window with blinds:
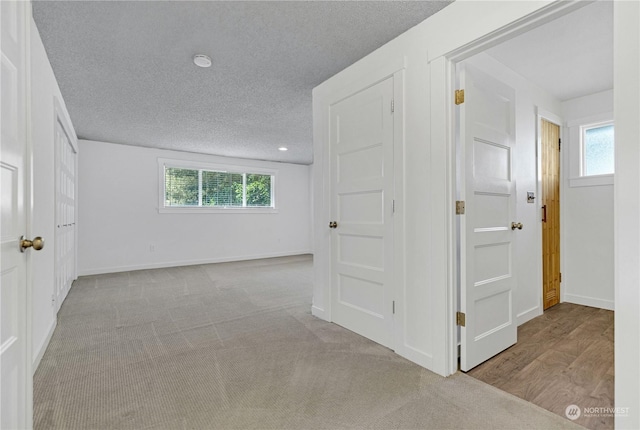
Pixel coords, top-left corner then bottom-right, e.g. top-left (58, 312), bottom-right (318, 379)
top-left (163, 163), bottom-right (274, 209)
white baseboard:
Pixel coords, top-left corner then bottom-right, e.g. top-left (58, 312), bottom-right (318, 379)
top-left (564, 293), bottom-right (614, 311)
top-left (33, 319), bottom-right (56, 374)
top-left (311, 305), bottom-right (327, 321)
top-left (79, 250), bottom-right (313, 276)
top-left (517, 306), bottom-right (542, 326)
top-left (396, 345), bottom-right (438, 375)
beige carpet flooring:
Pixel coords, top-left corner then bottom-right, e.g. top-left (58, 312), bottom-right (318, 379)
top-left (34, 255), bottom-right (584, 430)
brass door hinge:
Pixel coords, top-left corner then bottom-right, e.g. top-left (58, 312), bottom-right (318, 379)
top-left (455, 89), bottom-right (465, 105)
top-left (456, 200), bottom-right (465, 215)
top-left (456, 311), bottom-right (466, 327)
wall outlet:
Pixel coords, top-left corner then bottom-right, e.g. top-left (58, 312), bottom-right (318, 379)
top-left (149, 244), bottom-right (156, 252)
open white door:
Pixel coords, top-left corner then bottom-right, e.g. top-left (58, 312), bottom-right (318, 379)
top-left (1, 1), bottom-right (32, 427)
top-left (458, 63), bottom-right (518, 371)
top-left (329, 77), bottom-right (394, 349)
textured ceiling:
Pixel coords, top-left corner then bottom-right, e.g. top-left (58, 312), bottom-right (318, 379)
top-left (32, 1), bottom-right (453, 165)
top-left (485, 0), bottom-right (612, 102)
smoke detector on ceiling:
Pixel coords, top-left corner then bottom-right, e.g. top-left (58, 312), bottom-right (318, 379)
top-left (193, 54), bottom-right (212, 68)
top-left (278, 147), bottom-right (288, 151)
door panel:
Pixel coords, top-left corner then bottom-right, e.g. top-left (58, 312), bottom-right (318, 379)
top-left (541, 119), bottom-right (561, 309)
top-left (330, 77), bottom-right (394, 348)
top-left (1, 1), bottom-right (30, 428)
top-left (459, 63), bottom-right (517, 372)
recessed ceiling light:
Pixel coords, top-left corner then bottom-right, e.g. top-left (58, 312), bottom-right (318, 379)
top-left (278, 147), bottom-right (288, 151)
top-left (193, 54), bottom-right (212, 68)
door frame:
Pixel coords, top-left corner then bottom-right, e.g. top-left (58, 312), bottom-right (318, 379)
top-left (429, 1), bottom-right (591, 376)
top-left (536, 110), bottom-right (564, 311)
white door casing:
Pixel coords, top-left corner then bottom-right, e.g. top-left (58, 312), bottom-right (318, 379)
top-left (458, 62), bottom-right (518, 371)
top-left (55, 119), bottom-right (76, 311)
top-left (329, 76), bottom-right (395, 349)
top-left (1, 1), bottom-right (32, 428)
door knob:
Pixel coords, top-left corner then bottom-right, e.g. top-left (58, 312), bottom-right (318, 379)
top-left (20, 236), bottom-right (45, 252)
top-left (329, 221), bottom-right (338, 229)
top-left (511, 222), bottom-right (523, 230)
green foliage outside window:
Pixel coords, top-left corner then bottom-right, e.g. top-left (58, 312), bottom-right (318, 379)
top-left (246, 174), bottom-right (272, 207)
top-left (165, 167), bottom-right (272, 208)
top-left (164, 168), bottom-right (198, 206)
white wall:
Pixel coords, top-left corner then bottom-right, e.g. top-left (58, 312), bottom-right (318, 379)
top-left (562, 90), bottom-right (614, 310)
top-left (30, 19), bottom-right (78, 368)
top-left (78, 140), bottom-right (311, 275)
top-left (614, 2), bottom-right (640, 428)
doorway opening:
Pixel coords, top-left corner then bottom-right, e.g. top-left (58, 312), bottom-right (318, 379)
top-left (451, 1), bottom-right (614, 428)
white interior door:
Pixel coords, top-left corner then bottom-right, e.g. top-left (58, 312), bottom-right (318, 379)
top-left (458, 63), bottom-right (518, 371)
top-left (55, 119), bottom-right (77, 311)
top-left (1, 1), bottom-right (32, 427)
top-left (330, 77), bottom-right (394, 349)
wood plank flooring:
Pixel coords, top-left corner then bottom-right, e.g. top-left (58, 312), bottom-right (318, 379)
top-left (468, 303), bottom-right (614, 430)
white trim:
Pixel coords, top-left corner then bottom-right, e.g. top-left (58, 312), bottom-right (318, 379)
top-left (311, 305), bottom-right (327, 321)
top-left (567, 111), bottom-right (614, 128)
top-left (517, 306), bottom-right (542, 326)
top-left (569, 174), bottom-right (614, 188)
top-left (159, 207), bottom-right (278, 215)
top-left (564, 293), bottom-right (614, 311)
top-left (78, 250), bottom-right (313, 276)
top-left (431, 55), bottom-right (455, 377)
top-left (398, 345), bottom-right (435, 370)
top-left (32, 319), bottom-right (56, 373)
top-left (158, 157), bottom-right (277, 176)
top-left (24, 5), bottom-right (35, 427)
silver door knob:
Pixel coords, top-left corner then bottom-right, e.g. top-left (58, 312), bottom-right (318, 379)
top-left (329, 221), bottom-right (338, 229)
top-left (511, 222), bottom-right (523, 230)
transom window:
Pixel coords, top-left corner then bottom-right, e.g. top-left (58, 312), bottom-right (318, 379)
top-left (159, 159), bottom-right (275, 212)
top-left (582, 122), bottom-right (614, 176)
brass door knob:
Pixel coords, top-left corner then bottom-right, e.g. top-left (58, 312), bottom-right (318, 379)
top-left (511, 222), bottom-right (523, 230)
top-left (20, 236), bottom-right (45, 252)
top-left (329, 221), bottom-right (338, 229)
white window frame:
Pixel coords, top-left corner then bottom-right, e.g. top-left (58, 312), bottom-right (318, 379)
top-left (158, 158), bottom-right (278, 213)
top-left (568, 113), bottom-right (614, 188)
